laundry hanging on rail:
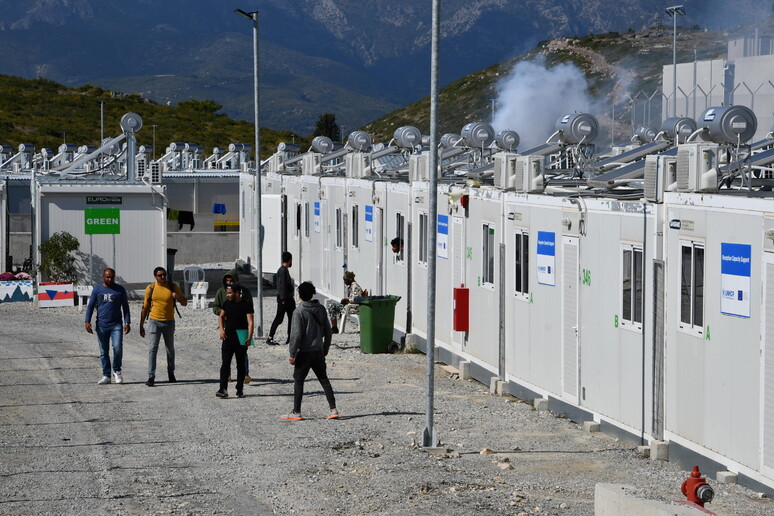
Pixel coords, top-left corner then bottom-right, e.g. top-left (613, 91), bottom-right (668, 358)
top-left (177, 211), bottom-right (195, 231)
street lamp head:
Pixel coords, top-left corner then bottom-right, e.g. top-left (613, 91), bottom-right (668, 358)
top-left (665, 5), bottom-right (686, 16)
top-left (234, 8), bottom-right (257, 20)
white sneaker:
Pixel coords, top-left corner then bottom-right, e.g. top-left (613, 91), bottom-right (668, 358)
top-left (97, 376), bottom-right (111, 385)
top-left (113, 371), bottom-right (123, 384)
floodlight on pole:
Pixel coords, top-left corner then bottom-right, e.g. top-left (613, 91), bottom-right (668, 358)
top-left (234, 7), bottom-right (264, 338)
top-left (665, 5), bottom-right (686, 117)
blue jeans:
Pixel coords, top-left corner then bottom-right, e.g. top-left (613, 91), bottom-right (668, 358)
top-left (96, 324), bottom-right (123, 377)
top-left (147, 319), bottom-right (175, 379)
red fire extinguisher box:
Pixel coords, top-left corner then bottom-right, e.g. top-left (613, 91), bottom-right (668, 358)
top-left (453, 286), bottom-right (469, 332)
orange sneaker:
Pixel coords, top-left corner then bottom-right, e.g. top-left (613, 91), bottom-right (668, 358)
top-left (280, 412), bottom-right (302, 421)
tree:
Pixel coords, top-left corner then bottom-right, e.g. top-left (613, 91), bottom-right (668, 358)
top-left (313, 113), bottom-right (341, 141)
top-left (38, 231), bottom-right (80, 283)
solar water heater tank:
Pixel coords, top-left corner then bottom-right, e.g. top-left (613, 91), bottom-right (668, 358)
top-left (633, 126), bottom-right (656, 144)
top-left (699, 106), bottom-right (757, 144)
top-left (347, 131), bottom-right (372, 151)
top-left (394, 126), bottom-right (421, 148)
top-left (277, 142), bottom-right (300, 153)
top-left (440, 133), bottom-right (463, 149)
top-left (461, 122), bottom-right (495, 147)
top-left (311, 136), bottom-right (334, 154)
top-left (660, 117), bottom-right (697, 143)
top-left (229, 143), bottom-right (252, 153)
top-left (495, 130), bottom-right (519, 151)
top-left (556, 113), bottom-right (599, 144)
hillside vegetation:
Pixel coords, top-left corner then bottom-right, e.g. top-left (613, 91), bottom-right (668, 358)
top-left (0, 75), bottom-right (306, 159)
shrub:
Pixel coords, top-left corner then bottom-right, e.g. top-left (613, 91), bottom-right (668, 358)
top-left (38, 231), bottom-right (80, 283)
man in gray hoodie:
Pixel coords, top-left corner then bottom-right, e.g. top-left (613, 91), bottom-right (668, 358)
top-left (280, 281), bottom-right (339, 421)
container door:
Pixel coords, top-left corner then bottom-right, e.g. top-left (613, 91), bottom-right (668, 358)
top-left (762, 251), bottom-right (774, 477)
top-left (451, 216), bottom-right (466, 351)
top-left (562, 236), bottom-right (580, 404)
top-left (261, 194), bottom-right (283, 274)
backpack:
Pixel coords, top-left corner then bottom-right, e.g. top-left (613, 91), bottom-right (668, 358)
top-left (146, 282), bottom-right (182, 318)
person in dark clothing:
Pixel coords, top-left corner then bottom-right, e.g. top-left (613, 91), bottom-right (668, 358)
top-left (267, 252), bottom-right (294, 345)
top-left (280, 281), bottom-right (338, 421)
top-left (213, 269), bottom-right (253, 382)
top-left (216, 283), bottom-right (254, 399)
top-left (84, 268), bottom-right (131, 385)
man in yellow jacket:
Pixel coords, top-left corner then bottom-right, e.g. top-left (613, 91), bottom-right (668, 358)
top-left (139, 267), bottom-right (187, 386)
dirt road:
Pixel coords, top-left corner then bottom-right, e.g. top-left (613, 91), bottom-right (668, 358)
top-left (1, 286), bottom-right (772, 515)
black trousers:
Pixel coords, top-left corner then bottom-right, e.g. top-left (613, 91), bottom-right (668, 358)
top-left (269, 298), bottom-right (296, 339)
top-left (219, 340), bottom-right (247, 392)
top-left (293, 350), bottom-right (336, 413)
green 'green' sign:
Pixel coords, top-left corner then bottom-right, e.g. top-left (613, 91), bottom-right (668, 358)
top-left (85, 208), bottom-right (120, 235)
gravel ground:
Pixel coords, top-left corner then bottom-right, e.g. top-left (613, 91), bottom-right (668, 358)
top-left (1, 268), bottom-right (773, 515)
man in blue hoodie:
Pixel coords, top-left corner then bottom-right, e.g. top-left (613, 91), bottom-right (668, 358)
top-left (281, 281), bottom-right (338, 421)
top-left (84, 268), bottom-right (131, 385)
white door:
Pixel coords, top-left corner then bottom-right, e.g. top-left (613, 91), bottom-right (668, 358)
top-left (761, 251), bottom-right (774, 477)
top-left (261, 194), bottom-right (283, 274)
top-left (451, 216), bottom-right (466, 350)
top-left (562, 236), bottom-right (580, 404)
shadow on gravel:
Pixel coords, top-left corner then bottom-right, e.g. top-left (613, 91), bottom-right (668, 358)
top-left (340, 410), bottom-right (422, 420)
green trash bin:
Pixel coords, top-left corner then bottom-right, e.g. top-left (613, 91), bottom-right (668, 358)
top-left (356, 295), bottom-right (401, 353)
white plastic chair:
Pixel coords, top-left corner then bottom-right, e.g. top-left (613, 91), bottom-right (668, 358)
top-left (182, 266), bottom-right (205, 297)
top-left (190, 281), bottom-right (208, 310)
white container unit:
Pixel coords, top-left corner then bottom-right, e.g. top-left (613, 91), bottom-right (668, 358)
top-left (318, 178), bottom-right (347, 299)
top-left (573, 198), bottom-right (657, 437)
top-left (239, 172), bottom-right (282, 275)
top-left (344, 179), bottom-right (383, 302)
top-left (663, 193), bottom-right (770, 484)
top-left (36, 183), bottom-right (166, 285)
top-left (460, 186), bottom-right (503, 371)
top-left (381, 181), bottom-right (412, 333)
top-left (502, 195), bottom-right (565, 398)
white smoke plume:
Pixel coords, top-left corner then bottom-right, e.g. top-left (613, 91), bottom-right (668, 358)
top-left (491, 57), bottom-right (602, 151)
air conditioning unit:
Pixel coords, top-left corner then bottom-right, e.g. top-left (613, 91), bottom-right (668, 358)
top-left (301, 153), bottom-right (321, 175)
top-left (644, 154), bottom-right (677, 203)
top-left (136, 158), bottom-right (146, 180)
top-left (493, 153), bottom-right (517, 189)
top-left (676, 143), bottom-right (718, 192)
top-left (409, 153), bottom-right (429, 182)
top-left (345, 153), bottom-right (370, 178)
top-left (143, 161), bottom-right (162, 184)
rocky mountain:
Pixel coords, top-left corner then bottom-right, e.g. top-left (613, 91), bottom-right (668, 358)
top-left (0, 0), bottom-right (768, 135)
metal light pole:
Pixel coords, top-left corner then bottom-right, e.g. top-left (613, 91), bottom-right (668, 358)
top-left (235, 7), bottom-right (264, 337)
top-left (152, 125), bottom-right (157, 159)
top-left (423, 0), bottom-right (441, 449)
top-left (489, 98), bottom-right (496, 121)
top-left (100, 101), bottom-right (105, 143)
top-left (665, 5), bottom-right (686, 117)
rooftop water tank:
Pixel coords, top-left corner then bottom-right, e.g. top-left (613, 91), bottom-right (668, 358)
top-left (699, 106), bottom-right (757, 144)
top-left (277, 142), bottom-right (301, 153)
top-left (461, 122), bottom-right (495, 148)
top-left (18, 143), bottom-right (35, 153)
top-left (660, 117), bottom-right (697, 143)
top-left (347, 131), bottom-right (372, 151)
top-left (394, 126), bottom-right (421, 148)
top-left (311, 136), bottom-right (334, 154)
top-left (229, 143), bottom-right (252, 153)
top-left (440, 133), bottom-right (463, 149)
top-left (556, 113), bottom-right (599, 144)
top-left (633, 126), bottom-right (656, 144)
top-left (495, 130), bottom-right (519, 151)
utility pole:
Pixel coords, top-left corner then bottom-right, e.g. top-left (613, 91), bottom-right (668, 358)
top-left (665, 5), bottom-right (686, 117)
top-left (235, 7), bottom-right (264, 337)
top-left (423, 0), bottom-right (441, 449)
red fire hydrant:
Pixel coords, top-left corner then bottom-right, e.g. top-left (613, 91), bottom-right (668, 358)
top-left (681, 465), bottom-right (715, 507)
